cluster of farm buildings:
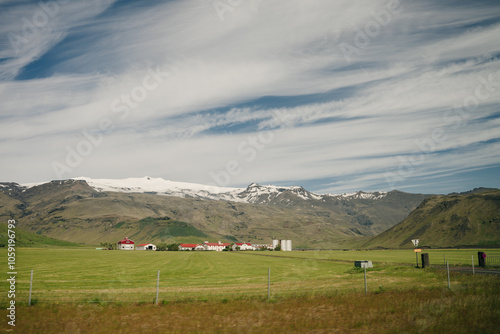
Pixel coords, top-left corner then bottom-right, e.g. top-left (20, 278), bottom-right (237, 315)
top-left (116, 237), bottom-right (292, 251)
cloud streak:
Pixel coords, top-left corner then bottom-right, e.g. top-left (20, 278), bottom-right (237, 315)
top-left (1, 0), bottom-right (499, 194)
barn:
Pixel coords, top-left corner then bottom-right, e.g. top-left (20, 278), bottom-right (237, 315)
top-left (136, 243), bottom-right (157, 251)
top-left (117, 237), bottom-right (134, 250)
top-left (179, 243), bottom-right (200, 251)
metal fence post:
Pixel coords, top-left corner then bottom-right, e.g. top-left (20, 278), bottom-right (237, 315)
top-left (28, 269), bottom-right (33, 306)
top-left (472, 255), bottom-right (475, 275)
top-left (156, 270), bottom-right (160, 305)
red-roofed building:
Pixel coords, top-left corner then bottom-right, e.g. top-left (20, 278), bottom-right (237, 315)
top-left (136, 243), bottom-right (156, 251)
top-left (179, 243), bottom-right (202, 251)
top-left (117, 237), bottom-right (134, 250)
top-left (204, 241), bottom-right (231, 251)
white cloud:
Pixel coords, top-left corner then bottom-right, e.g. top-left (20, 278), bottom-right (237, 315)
top-left (0, 0), bottom-right (117, 80)
top-left (1, 0), bottom-right (499, 194)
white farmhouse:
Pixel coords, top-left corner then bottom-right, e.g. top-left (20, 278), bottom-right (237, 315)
top-left (232, 242), bottom-right (255, 251)
top-left (204, 241), bottom-right (231, 251)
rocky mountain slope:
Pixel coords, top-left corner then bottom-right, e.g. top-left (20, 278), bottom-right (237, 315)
top-left (0, 178), bottom-right (430, 248)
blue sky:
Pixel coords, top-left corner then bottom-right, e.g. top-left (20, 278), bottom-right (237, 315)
top-left (1, 0), bottom-right (500, 194)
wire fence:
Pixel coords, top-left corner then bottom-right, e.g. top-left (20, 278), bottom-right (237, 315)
top-left (487, 255), bottom-right (500, 267)
top-left (6, 251), bottom-right (499, 305)
top-left (9, 270), bottom-right (362, 305)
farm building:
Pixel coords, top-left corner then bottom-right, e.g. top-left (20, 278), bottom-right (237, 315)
top-left (253, 244), bottom-right (273, 250)
top-left (136, 243), bottom-right (157, 251)
top-left (232, 242), bottom-right (255, 251)
top-left (117, 237), bottom-right (134, 250)
top-left (204, 241), bottom-right (231, 251)
top-left (179, 244), bottom-right (201, 251)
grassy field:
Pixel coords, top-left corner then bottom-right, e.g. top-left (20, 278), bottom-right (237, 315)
top-left (255, 248), bottom-right (500, 267)
top-left (5, 279), bottom-right (500, 334)
top-left (1, 248), bottom-right (498, 304)
top-left (1, 248), bottom-right (499, 333)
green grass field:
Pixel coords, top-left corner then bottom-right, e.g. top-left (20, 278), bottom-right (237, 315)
top-left (1, 248), bottom-right (498, 304)
top-left (1, 248), bottom-right (499, 333)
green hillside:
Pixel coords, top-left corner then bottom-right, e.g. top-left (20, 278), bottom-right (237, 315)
top-left (363, 190), bottom-right (500, 248)
top-left (0, 222), bottom-right (81, 248)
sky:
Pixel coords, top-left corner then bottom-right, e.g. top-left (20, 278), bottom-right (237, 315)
top-left (1, 0), bottom-right (500, 195)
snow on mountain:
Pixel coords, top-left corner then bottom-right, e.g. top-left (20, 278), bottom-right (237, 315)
top-left (72, 176), bottom-right (245, 202)
top-left (325, 191), bottom-right (388, 201)
top-left (236, 183), bottom-right (323, 204)
top-left (39, 177), bottom-right (388, 204)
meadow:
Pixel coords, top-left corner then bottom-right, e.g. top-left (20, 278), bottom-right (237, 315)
top-left (1, 248), bottom-right (498, 304)
top-left (1, 248), bottom-right (499, 333)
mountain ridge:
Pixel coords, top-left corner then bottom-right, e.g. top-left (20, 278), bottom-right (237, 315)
top-left (0, 177), bottom-right (430, 248)
top-left (19, 176), bottom-right (391, 204)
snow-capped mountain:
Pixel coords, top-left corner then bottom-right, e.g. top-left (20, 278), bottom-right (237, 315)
top-left (325, 191), bottom-right (388, 201)
top-left (71, 176), bottom-right (244, 202)
top-left (24, 176), bottom-right (387, 204)
top-left (236, 183), bottom-right (323, 205)
top-left (4, 177), bottom-right (430, 247)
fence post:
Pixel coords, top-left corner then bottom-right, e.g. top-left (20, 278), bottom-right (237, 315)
top-left (364, 265), bottom-right (367, 294)
top-left (472, 255), bottom-right (475, 275)
top-left (28, 269), bottom-right (33, 306)
top-left (156, 270), bottom-right (160, 305)
top-left (267, 268), bottom-right (270, 300)
top-left (446, 261), bottom-right (451, 289)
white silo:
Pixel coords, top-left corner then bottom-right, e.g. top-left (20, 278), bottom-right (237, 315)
top-left (272, 239), bottom-right (279, 249)
top-left (281, 239), bottom-right (287, 251)
top-left (286, 239), bottom-right (292, 251)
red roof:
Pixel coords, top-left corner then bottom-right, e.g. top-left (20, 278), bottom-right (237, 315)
top-left (136, 243), bottom-right (153, 247)
top-left (180, 244), bottom-right (200, 248)
top-left (118, 237), bottom-right (134, 244)
top-left (235, 243), bottom-right (252, 246)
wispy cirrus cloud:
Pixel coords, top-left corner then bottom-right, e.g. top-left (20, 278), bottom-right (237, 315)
top-left (1, 0), bottom-right (499, 194)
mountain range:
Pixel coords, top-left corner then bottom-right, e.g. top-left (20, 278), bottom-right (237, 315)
top-left (2, 177), bottom-right (498, 249)
top-left (0, 177), bottom-right (429, 248)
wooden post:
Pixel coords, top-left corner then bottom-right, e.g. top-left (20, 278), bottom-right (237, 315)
top-left (28, 270), bottom-right (33, 306)
top-left (156, 270), bottom-right (160, 305)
